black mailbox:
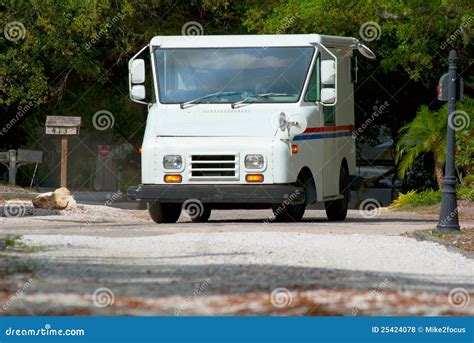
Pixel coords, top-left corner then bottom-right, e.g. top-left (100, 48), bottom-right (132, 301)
top-left (437, 73), bottom-right (464, 101)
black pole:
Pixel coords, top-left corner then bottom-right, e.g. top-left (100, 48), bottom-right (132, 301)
top-left (434, 50), bottom-right (460, 233)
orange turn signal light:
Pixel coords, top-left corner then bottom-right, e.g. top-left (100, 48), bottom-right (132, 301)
top-left (246, 174), bottom-right (264, 183)
top-left (164, 174), bottom-right (182, 183)
top-left (291, 144), bottom-right (299, 154)
top-left (138, 147), bottom-right (143, 154)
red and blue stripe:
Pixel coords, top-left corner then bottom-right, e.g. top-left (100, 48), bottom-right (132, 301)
top-left (293, 125), bottom-right (355, 141)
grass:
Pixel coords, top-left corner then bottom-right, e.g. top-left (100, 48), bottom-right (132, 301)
top-left (2, 235), bottom-right (42, 253)
top-left (0, 235), bottom-right (38, 274)
top-left (390, 189), bottom-right (441, 209)
top-left (390, 186), bottom-right (473, 210)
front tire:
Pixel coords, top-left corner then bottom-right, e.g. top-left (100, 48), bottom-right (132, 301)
top-left (190, 205), bottom-right (212, 223)
top-left (148, 202), bottom-right (181, 223)
top-left (271, 203), bottom-right (306, 222)
top-left (325, 167), bottom-right (349, 221)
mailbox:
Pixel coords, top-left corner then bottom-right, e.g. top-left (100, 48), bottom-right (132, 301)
top-left (45, 116), bottom-right (81, 135)
top-left (438, 73), bottom-right (464, 102)
top-left (45, 116), bottom-right (82, 188)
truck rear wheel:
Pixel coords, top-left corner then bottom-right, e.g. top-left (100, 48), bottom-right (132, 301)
top-left (325, 167), bottom-right (349, 221)
top-left (190, 206), bottom-right (211, 223)
top-left (148, 202), bottom-right (181, 224)
top-left (271, 203), bottom-right (306, 222)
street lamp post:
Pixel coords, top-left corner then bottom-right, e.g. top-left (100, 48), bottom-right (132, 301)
top-left (434, 50), bottom-right (461, 234)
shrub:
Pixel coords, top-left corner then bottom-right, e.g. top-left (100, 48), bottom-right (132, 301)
top-left (391, 185), bottom-right (473, 209)
top-left (390, 189), bottom-right (441, 209)
top-left (463, 175), bottom-right (474, 187)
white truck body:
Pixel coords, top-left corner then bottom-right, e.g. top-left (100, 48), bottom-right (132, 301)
top-left (127, 34), bottom-right (375, 223)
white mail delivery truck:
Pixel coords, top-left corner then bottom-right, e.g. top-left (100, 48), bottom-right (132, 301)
top-left (127, 34), bottom-right (375, 223)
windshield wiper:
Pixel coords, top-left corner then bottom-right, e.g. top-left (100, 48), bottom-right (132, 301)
top-left (231, 93), bottom-right (296, 108)
top-left (180, 91), bottom-right (242, 109)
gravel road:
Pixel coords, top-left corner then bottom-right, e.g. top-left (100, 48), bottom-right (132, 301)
top-left (1, 203), bottom-right (473, 315)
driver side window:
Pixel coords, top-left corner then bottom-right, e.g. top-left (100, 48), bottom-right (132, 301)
top-left (304, 54), bottom-right (320, 102)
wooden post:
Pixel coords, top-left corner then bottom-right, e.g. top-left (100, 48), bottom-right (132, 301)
top-left (8, 149), bottom-right (16, 186)
top-left (45, 116), bottom-right (81, 188)
top-left (60, 136), bottom-right (68, 188)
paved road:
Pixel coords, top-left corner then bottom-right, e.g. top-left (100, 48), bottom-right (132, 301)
top-left (1, 205), bottom-right (473, 315)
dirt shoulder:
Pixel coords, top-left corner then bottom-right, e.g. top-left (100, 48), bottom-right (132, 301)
top-left (398, 201), bottom-right (474, 254)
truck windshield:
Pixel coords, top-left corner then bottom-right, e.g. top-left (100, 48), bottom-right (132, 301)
top-left (154, 47), bottom-right (314, 104)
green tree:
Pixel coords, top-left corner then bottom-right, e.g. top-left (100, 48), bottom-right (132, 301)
top-left (396, 98), bottom-right (474, 188)
top-left (396, 105), bottom-right (446, 188)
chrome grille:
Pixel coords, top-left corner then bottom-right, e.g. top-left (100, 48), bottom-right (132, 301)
top-left (189, 155), bottom-right (239, 181)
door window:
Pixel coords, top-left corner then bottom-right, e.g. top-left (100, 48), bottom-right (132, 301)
top-left (304, 54), bottom-right (320, 102)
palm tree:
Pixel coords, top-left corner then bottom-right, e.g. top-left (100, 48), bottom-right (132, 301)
top-left (396, 105), bottom-right (446, 188)
top-left (396, 97), bottom-right (473, 189)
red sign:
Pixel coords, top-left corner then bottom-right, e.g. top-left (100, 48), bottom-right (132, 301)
top-left (98, 145), bottom-right (111, 158)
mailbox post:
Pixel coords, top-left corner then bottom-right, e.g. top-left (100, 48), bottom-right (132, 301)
top-left (45, 116), bottom-right (81, 188)
top-left (434, 50), bottom-right (462, 234)
top-left (8, 150), bottom-right (16, 186)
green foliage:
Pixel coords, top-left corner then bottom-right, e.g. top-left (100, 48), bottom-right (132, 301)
top-left (458, 185), bottom-right (474, 201)
top-left (390, 189), bottom-right (441, 209)
top-left (395, 105), bottom-right (446, 186)
top-left (4, 235), bottom-right (20, 248)
top-left (390, 190), bottom-right (418, 209)
top-left (396, 97), bottom-right (474, 186)
top-left (464, 174), bottom-right (474, 186)
top-left (454, 97), bottom-right (474, 175)
top-left (1, 0), bottom-right (246, 106)
top-left (244, 1), bottom-right (474, 84)
top-left (391, 185), bottom-right (473, 209)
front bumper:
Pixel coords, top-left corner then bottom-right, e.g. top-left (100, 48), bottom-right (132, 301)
top-left (127, 184), bottom-right (305, 205)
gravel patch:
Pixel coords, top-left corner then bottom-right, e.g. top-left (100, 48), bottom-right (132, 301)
top-left (22, 232), bottom-right (474, 284)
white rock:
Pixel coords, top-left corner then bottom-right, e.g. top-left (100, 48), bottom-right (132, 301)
top-left (32, 188), bottom-right (71, 210)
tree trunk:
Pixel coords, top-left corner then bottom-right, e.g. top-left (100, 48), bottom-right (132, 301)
top-left (433, 152), bottom-right (444, 189)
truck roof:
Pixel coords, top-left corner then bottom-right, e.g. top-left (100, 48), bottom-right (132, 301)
top-left (149, 34), bottom-right (359, 49)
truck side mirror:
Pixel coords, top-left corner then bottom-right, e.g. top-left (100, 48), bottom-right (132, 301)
top-left (130, 59), bottom-right (145, 84)
top-left (129, 59), bottom-right (146, 101)
top-left (320, 88), bottom-right (335, 104)
top-left (320, 60), bottom-right (335, 85)
top-left (131, 85), bottom-right (146, 100)
top-left (320, 60), bottom-right (336, 105)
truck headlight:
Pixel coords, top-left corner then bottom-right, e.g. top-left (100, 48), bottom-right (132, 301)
top-left (245, 154), bottom-right (264, 169)
top-left (163, 155), bottom-right (183, 169)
